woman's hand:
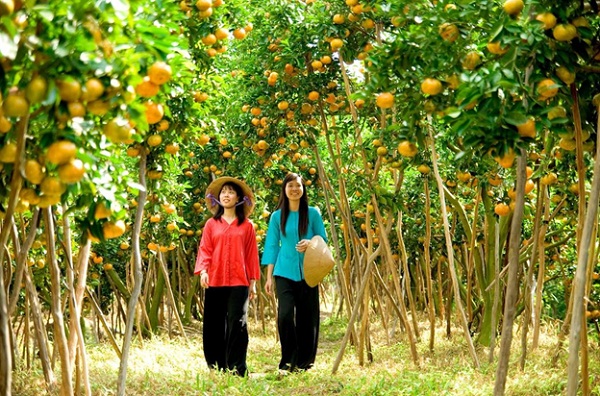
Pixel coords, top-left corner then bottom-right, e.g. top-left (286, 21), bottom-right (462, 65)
top-left (265, 276), bottom-right (274, 296)
top-left (295, 239), bottom-right (310, 253)
top-left (249, 280), bottom-right (257, 300)
top-left (200, 271), bottom-right (209, 289)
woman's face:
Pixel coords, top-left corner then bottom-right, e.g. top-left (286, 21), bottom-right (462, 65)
top-left (219, 184), bottom-right (239, 209)
top-left (285, 177), bottom-right (304, 202)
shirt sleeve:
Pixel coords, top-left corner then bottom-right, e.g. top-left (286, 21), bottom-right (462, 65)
top-left (311, 207), bottom-right (328, 243)
top-left (245, 221), bottom-right (260, 280)
top-left (194, 219), bottom-right (214, 275)
top-left (261, 211), bottom-right (281, 266)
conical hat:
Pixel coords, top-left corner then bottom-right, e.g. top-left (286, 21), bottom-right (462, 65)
top-left (205, 176), bottom-right (255, 216)
top-left (303, 235), bottom-right (335, 288)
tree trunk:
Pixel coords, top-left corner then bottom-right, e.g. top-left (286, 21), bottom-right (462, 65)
top-left (566, 101), bottom-right (600, 396)
top-left (117, 150), bottom-right (148, 396)
top-left (494, 149), bottom-right (527, 395)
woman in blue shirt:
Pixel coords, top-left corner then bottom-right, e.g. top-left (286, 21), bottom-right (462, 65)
top-left (262, 172), bottom-right (327, 372)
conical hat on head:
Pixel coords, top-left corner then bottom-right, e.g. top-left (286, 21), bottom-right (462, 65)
top-left (204, 176), bottom-right (255, 216)
top-left (303, 235), bottom-right (335, 288)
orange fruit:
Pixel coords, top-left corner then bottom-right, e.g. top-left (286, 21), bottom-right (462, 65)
top-left (197, 134), bottom-right (210, 145)
top-left (462, 52), bottom-right (481, 70)
top-left (103, 220), bottom-right (126, 239)
top-left (87, 100), bottom-right (110, 116)
top-left (40, 176), bottom-right (66, 196)
top-left (439, 23), bottom-right (459, 42)
top-left (524, 179), bottom-right (535, 194)
top-left (2, 93), bottom-right (29, 117)
top-left (517, 118), bottom-right (536, 138)
top-left (215, 27), bottom-right (229, 40)
top-left (81, 78), bottom-right (105, 102)
top-left (232, 28), bottom-right (247, 40)
top-left (58, 159), bottom-right (85, 184)
top-left (397, 141), bottom-right (418, 157)
top-left (156, 119), bottom-right (170, 131)
top-left (307, 91), bottom-right (320, 101)
top-left (25, 75), bottom-right (48, 104)
top-left (553, 24), bottom-right (577, 41)
top-left (24, 159), bottom-right (44, 184)
top-left (488, 174), bottom-right (503, 186)
top-left (198, 7), bottom-right (213, 18)
top-left (417, 164), bottom-right (430, 174)
top-left (0, 0), bottom-right (15, 16)
top-left (194, 91), bottom-right (209, 102)
top-left (46, 140), bottom-right (77, 165)
top-left (494, 202), bottom-right (511, 216)
top-left (277, 101), bottom-right (289, 111)
top-left (503, 0), bottom-right (523, 16)
top-left (0, 116), bottom-right (12, 133)
top-left (103, 118), bottom-right (132, 144)
top-left (195, 0), bottom-right (211, 10)
top-left (486, 42), bottom-right (508, 55)
top-left (535, 12), bottom-right (557, 30)
top-left (135, 76), bottom-right (160, 98)
top-left (548, 106), bottom-right (567, 120)
top-left (56, 79), bottom-right (82, 102)
top-left (537, 78), bottom-right (559, 100)
top-left (165, 143), bottom-right (179, 154)
top-left (145, 102), bottom-right (164, 124)
top-left (333, 14), bottom-right (345, 24)
top-left (376, 92), bottom-right (395, 109)
top-left (330, 38), bottom-right (344, 51)
top-left (376, 146), bottom-right (388, 156)
top-left (421, 78), bottom-right (443, 95)
top-left (494, 148), bottom-right (516, 169)
top-left (67, 101), bottom-right (86, 118)
top-left (201, 34), bottom-right (217, 46)
top-left (0, 142), bottom-right (17, 163)
top-left (147, 134), bottom-right (163, 147)
top-left (148, 61), bottom-right (172, 85)
top-left (555, 67), bottom-right (575, 85)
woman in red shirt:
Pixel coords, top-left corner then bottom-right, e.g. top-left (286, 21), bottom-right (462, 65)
top-left (194, 177), bottom-right (260, 376)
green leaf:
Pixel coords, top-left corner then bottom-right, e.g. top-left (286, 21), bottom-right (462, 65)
top-left (504, 112), bottom-right (528, 126)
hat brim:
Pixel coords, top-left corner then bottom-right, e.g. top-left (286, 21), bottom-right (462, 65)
top-left (303, 235), bottom-right (335, 287)
top-left (205, 177), bottom-right (255, 216)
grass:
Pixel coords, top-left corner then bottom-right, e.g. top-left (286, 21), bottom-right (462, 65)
top-left (12, 312), bottom-right (600, 396)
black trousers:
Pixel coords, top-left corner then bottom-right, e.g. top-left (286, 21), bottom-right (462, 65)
top-left (202, 286), bottom-right (249, 376)
top-left (274, 276), bottom-right (320, 371)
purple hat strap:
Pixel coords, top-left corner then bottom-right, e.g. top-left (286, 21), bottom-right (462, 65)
top-left (206, 193), bottom-right (252, 208)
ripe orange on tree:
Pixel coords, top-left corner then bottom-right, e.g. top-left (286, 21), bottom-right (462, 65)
top-left (330, 38), bottom-right (343, 52)
top-left (24, 159), bottom-right (44, 185)
top-left (25, 75), bottom-right (48, 104)
top-left (494, 202), bottom-right (511, 216)
top-left (46, 140), bottom-right (77, 165)
top-left (553, 24), bottom-right (577, 41)
top-left (535, 12), bottom-right (557, 30)
top-left (94, 202), bottom-right (112, 220)
top-left (147, 134), bottom-right (163, 147)
top-left (135, 77), bottom-right (159, 98)
top-left (536, 78), bottom-right (559, 100)
top-left (57, 79), bottom-right (82, 102)
top-left (376, 92), bottom-right (394, 109)
top-left (81, 78), bottom-right (105, 102)
top-left (232, 28), bottom-right (247, 40)
top-left (517, 118), bottom-right (536, 138)
top-left (2, 92), bottom-right (29, 117)
top-left (503, 0), bottom-right (523, 16)
top-left (104, 118), bottom-right (132, 144)
top-left (421, 78), bottom-right (442, 95)
top-left (494, 148), bottom-right (516, 169)
top-left (103, 220), bottom-right (127, 239)
top-left (397, 141), bottom-right (418, 157)
top-left (58, 159), bottom-right (86, 184)
top-left (556, 67), bottom-right (575, 85)
top-left (145, 102), bottom-right (164, 124)
top-left (439, 23), bottom-right (459, 42)
top-left (486, 42), bottom-right (508, 55)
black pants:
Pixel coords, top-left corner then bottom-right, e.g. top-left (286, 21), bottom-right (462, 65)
top-left (203, 286), bottom-right (249, 376)
top-left (274, 276), bottom-right (320, 371)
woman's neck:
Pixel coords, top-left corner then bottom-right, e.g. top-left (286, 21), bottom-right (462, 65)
top-left (288, 200), bottom-right (300, 212)
top-left (223, 208), bottom-right (237, 218)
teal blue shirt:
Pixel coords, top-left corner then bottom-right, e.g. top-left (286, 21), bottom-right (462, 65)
top-left (261, 206), bottom-right (327, 281)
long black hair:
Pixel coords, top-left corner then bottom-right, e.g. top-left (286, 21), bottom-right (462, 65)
top-left (276, 172), bottom-right (308, 237)
top-left (213, 181), bottom-right (247, 225)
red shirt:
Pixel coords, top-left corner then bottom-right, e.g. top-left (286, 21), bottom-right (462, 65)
top-left (194, 217), bottom-right (260, 287)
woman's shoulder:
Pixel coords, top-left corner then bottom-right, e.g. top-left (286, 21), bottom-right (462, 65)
top-left (308, 206), bottom-right (323, 215)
